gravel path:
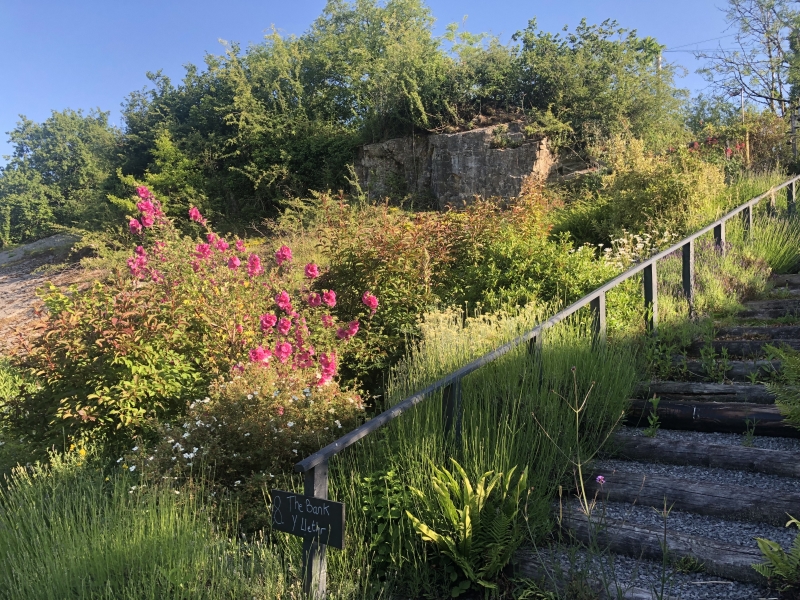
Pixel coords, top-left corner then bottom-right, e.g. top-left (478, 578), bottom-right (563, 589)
top-left (618, 425), bottom-right (800, 452)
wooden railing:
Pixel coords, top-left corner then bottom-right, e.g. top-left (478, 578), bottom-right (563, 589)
top-left (293, 174), bottom-right (800, 597)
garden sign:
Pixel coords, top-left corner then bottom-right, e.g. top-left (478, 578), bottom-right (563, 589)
top-left (270, 489), bottom-right (345, 549)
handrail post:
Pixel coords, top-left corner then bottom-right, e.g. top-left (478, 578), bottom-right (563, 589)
top-left (643, 262), bottom-right (657, 333)
top-left (682, 240), bottom-right (694, 318)
top-left (713, 222), bottom-right (726, 254)
top-left (789, 180), bottom-right (796, 217)
top-left (589, 292), bottom-right (606, 347)
top-left (742, 205), bottom-right (753, 238)
top-left (769, 190), bottom-right (776, 216)
top-left (303, 461), bottom-right (329, 600)
top-left (443, 378), bottom-right (463, 442)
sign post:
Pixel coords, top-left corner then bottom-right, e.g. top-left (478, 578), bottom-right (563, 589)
top-left (271, 478), bottom-right (345, 599)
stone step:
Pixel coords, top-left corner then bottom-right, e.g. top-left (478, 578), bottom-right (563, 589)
top-left (586, 469), bottom-right (800, 526)
top-left (611, 431), bottom-right (800, 477)
top-left (770, 273), bottom-right (800, 289)
top-left (678, 358), bottom-right (780, 381)
top-left (625, 399), bottom-right (800, 437)
top-left (635, 381), bottom-right (776, 404)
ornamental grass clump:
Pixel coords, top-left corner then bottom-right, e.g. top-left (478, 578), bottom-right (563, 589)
top-left (9, 186), bottom-right (377, 455)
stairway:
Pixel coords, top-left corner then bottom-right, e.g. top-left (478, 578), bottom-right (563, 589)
top-left (518, 275), bottom-right (800, 599)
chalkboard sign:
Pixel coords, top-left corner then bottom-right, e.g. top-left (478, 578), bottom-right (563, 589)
top-left (270, 489), bottom-right (345, 549)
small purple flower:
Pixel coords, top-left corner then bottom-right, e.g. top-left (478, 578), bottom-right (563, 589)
top-left (596, 475), bottom-right (605, 486)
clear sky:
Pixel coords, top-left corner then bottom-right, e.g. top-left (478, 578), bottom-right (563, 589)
top-left (0, 0), bottom-right (730, 162)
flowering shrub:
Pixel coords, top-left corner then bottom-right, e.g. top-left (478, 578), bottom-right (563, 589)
top-left (11, 187), bottom-right (376, 449)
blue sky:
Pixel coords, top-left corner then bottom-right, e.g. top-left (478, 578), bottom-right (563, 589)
top-left (0, 1), bottom-right (730, 161)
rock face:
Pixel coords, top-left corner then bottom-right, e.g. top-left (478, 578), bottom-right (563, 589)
top-left (355, 122), bottom-right (553, 209)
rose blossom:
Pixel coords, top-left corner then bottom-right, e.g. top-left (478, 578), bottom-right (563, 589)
top-left (195, 243), bottom-right (212, 260)
top-left (249, 346), bottom-right (272, 366)
top-left (277, 317), bottom-right (292, 336)
top-left (275, 245), bottom-right (293, 266)
top-left (247, 254), bottom-right (263, 278)
top-left (321, 314), bottom-right (334, 328)
top-left (304, 263), bottom-right (320, 278)
top-left (235, 239), bottom-right (246, 253)
top-left (275, 342), bottom-right (293, 363)
top-left (337, 320), bottom-right (359, 340)
top-left (260, 313), bottom-right (277, 331)
top-left (228, 256), bottom-right (241, 270)
top-left (129, 218), bottom-right (143, 235)
top-left (362, 291), bottom-right (378, 314)
top-left (307, 293), bottom-right (322, 307)
top-left (275, 291), bottom-right (292, 312)
top-left (322, 290), bottom-right (336, 307)
top-left (188, 206), bottom-right (206, 225)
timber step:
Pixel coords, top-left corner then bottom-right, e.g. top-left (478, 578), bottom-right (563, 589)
top-left (770, 273), bottom-right (800, 288)
top-left (689, 338), bottom-right (800, 357)
top-left (634, 381), bottom-right (775, 404)
top-left (736, 299), bottom-right (800, 319)
top-left (610, 432), bottom-right (800, 477)
top-left (677, 358), bottom-right (780, 381)
top-left (625, 399), bottom-right (800, 437)
top-left (559, 507), bottom-right (764, 584)
top-left (714, 324), bottom-right (800, 339)
top-left (586, 469), bottom-right (800, 526)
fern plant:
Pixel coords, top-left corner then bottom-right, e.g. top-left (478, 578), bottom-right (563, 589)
top-left (405, 458), bottom-right (528, 597)
top-left (765, 345), bottom-right (800, 429)
top-left (753, 515), bottom-right (800, 594)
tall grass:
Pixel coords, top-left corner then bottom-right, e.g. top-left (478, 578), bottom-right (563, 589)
top-left (0, 452), bottom-right (294, 600)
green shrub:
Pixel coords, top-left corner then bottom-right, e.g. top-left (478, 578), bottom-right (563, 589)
top-left (753, 516), bottom-right (800, 595)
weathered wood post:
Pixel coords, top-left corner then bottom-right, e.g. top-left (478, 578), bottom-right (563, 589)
top-left (443, 378), bottom-right (462, 442)
top-left (742, 205), bottom-right (753, 238)
top-left (682, 240), bottom-right (694, 317)
top-left (713, 222), bottom-right (726, 253)
top-left (589, 292), bottom-right (606, 347)
top-left (789, 180), bottom-right (796, 217)
top-left (303, 462), bottom-right (329, 599)
top-left (643, 262), bottom-right (657, 333)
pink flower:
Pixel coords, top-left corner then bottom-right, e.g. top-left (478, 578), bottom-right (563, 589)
top-left (322, 290), bottom-right (336, 308)
top-left (235, 324), bottom-right (244, 334)
top-left (206, 233), bottom-right (218, 245)
top-left (195, 243), bottom-right (212, 260)
top-left (191, 259), bottom-right (202, 273)
top-left (277, 317), bottom-right (292, 336)
top-left (134, 245), bottom-right (147, 257)
top-left (188, 206), bottom-right (206, 225)
top-left (136, 186), bottom-right (154, 201)
top-left (307, 293), bottom-right (322, 307)
top-left (228, 256), bottom-right (241, 270)
top-left (317, 352), bottom-right (337, 386)
top-left (247, 254), bottom-right (263, 278)
top-left (337, 320), bottom-right (359, 340)
top-left (295, 350), bottom-right (315, 369)
top-left (216, 238), bottom-right (229, 252)
top-left (232, 363), bottom-right (245, 373)
top-left (127, 253), bottom-right (148, 278)
top-left (276, 406), bottom-right (285, 416)
top-left (153, 241), bottom-right (166, 253)
top-left (249, 345), bottom-right (272, 366)
top-left (137, 198), bottom-right (155, 214)
top-left (150, 269), bottom-right (163, 283)
top-left (275, 291), bottom-right (292, 312)
top-left (129, 218), bottom-right (143, 235)
top-left (275, 342), bottom-right (293, 363)
top-left (140, 212), bottom-right (155, 228)
top-left (235, 239), bottom-right (246, 253)
top-left (304, 263), bottom-right (320, 279)
top-left (260, 313), bottom-right (277, 331)
top-left (362, 291), bottom-right (378, 314)
top-left (596, 475), bottom-right (605, 486)
top-left (321, 314), bottom-right (334, 328)
top-left (275, 245), bottom-right (293, 266)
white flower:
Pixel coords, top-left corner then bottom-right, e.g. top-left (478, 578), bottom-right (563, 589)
top-left (182, 432), bottom-right (190, 439)
top-left (244, 432), bottom-right (251, 437)
top-left (335, 420), bottom-right (342, 429)
top-left (171, 456), bottom-right (177, 461)
top-left (116, 457), bottom-right (123, 463)
top-left (287, 422), bottom-right (295, 428)
top-left (129, 465), bottom-right (136, 472)
top-left (247, 394), bottom-right (253, 400)
top-left (132, 446), bottom-right (139, 452)
top-left (148, 456), bottom-right (154, 461)
top-left (292, 449), bottom-right (298, 454)
top-left (234, 480), bottom-right (242, 486)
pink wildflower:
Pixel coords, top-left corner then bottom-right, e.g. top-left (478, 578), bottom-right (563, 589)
top-left (247, 254), bottom-right (263, 278)
top-left (295, 350), bottom-right (315, 369)
top-left (195, 243), bottom-right (212, 260)
top-left (275, 342), bottom-right (293, 363)
top-left (321, 314), bottom-right (334, 328)
top-left (362, 291), bottom-right (378, 314)
top-left (127, 253), bottom-right (148, 278)
top-left (322, 290), bottom-right (336, 308)
top-left (235, 324), bottom-right (244, 334)
top-left (232, 363), bottom-right (244, 373)
top-left (136, 186), bottom-right (154, 200)
top-left (206, 233), bottom-right (218, 245)
top-left (129, 218), bottom-right (143, 235)
top-left (228, 256), bottom-right (241, 270)
top-left (317, 352), bottom-right (337, 386)
top-left (307, 293), bottom-right (322, 307)
top-left (134, 245), bottom-right (147, 257)
top-left (337, 320), bottom-right (360, 340)
top-left (235, 239), bottom-right (246, 253)
top-left (304, 263), bottom-right (320, 278)
top-left (275, 245), bottom-right (293, 266)
top-left (275, 291), bottom-right (292, 312)
top-left (260, 313), bottom-right (277, 331)
top-left (249, 345), bottom-right (272, 366)
top-left (140, 212), bottom-right (155, 228)
top-left (191, 260), bottom-right (202, 273)
top-left (277, 317), bottom-right (292, 336)
top-left (596, 475), bottom-right (605, 486)
top-left (150, 269), bottom-right (163, 283)
top-left (276, 406), bottom-right (285, 416)
top-left (188, 206), bottom-right (206, 225)
top-left (216, 238), bottom-right (229, 252)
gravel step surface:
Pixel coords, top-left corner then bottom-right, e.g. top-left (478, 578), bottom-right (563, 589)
top-left (593, 458), bottom-right (800, 496)
top-left (617, 425), bottom-right (800, 452)
top-left (519, 545), bottom-right (769, 600)
top-left (574, 499), bottom-right (798, 550)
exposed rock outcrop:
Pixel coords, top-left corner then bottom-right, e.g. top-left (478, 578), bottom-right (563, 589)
top-left (355, 122), bottom-right (554, 209)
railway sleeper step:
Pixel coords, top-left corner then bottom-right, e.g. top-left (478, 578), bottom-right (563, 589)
top-left (675, 358), bottom-right (780, 381)
top-left (688, 338), bottom-right (800, 357)
top-left (625, 399), bottom-right (800, 437)
top-left (585, 470), bottom-right (800, 526)
top-left (634, 381), bottom-right (776, 404)
top-left (609, 431), bottom-right (800, 477)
